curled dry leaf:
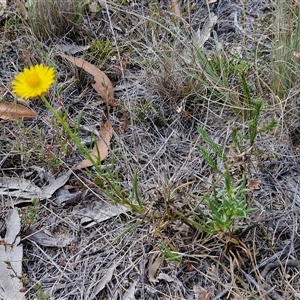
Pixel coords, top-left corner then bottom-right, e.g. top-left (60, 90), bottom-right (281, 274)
top-left (170, 0), bottom-right (181, 17)
top-left (73, 121), bottom-right (113, 170)
top-left (148, 253), bottom-right (164, 284)
top-left (25, 228), bottom-right (74, 247)
top-left (247, 178), bottom-right (261, 191)
top-left (0, 102), bottom-right (37, 120)
top-left (52, 188), bottom-right (89, 207)
top-left (193, 13), bottom-right (218, 49)
top-left (61, 54), bottom-right (115, 106)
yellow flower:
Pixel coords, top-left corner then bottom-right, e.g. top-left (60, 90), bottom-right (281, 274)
top-left (12, 64), bottom-right (55, 99)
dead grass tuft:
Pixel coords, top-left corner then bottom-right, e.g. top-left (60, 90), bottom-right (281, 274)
top-left (28, 0), bottom-right (85, 41)
top-left (147, 49), bottom-right (203, 103)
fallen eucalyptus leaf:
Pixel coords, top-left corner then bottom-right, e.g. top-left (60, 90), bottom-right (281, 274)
top-left (0, 208), bottom-right (25, 300)
top-left (0, 102), bottom-right (37, 120)
top-left (5, 208), bottom-right (21, 244)
top-left (0, 177), bottom-right (43, 199)
top-left (52, 188), bottom-right (89, 206)
top-left (55, 43), bottom-right (90, 55)
top-left (61, 54), bottom-right (115, 106)
top-left (73, 121), bottom-right (112, 170)
top-left (92, 267), bottom-right (115, 297)
top-left (193, 13), bottom-right (218, 49)
top-left (25, 229), bottom-right (74, 247)
top-left (42, 170), bottom-right (72, 199)
top-left (0, 170), bottom-right (72, 203)
top-left (148, 253), bottom-right (164, 284)
top-left (73, 198), bottom-right (128, 228)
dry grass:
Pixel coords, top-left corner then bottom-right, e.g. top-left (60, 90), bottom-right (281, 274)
top-left (1, 0), bottom-right (300, 299)
top-left (28, 0), bottom-right (84, 41)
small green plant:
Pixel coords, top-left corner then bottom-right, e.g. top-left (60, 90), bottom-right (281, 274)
top-left (205, 172), bottom-right (253, 234)
top-left (230, 100), bottom-right (277, 149)
top-left (190, 49), bottom-right (240, 106)
top-left (162, 244), bottom-right (182, 263)
top-left (247, 100), bottom-right (276, 146)
top-left (94, 168), bottom-right (145, 213)
top-left (179, 125), bottom-right (258, 235)
top-left (12, 120), bottom-right (71, 171)
top-left (90, 38), bottom-right (115, 63)
top-left (197, 125), bottom-right (227, 172)
top-left (194, 112), bottom-right (276, 234)
top-left (35, 283), bottom-right (53, 300)
top-left (192, 102), bottom-right (273, 235)
top-left (24, 198), bottom-right (41, 226)
top-left (183, 171), bottom-right (254, 235)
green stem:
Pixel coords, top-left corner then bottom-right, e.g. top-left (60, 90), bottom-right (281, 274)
top-left (40, 95), bottom-right (144, 213)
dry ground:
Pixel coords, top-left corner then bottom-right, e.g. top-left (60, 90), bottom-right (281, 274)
top-left (1, 0), bottom-right (300, 299)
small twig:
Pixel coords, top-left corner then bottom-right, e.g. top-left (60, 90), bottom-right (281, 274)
top-left (263, 284), bottom-right (285, 300)
top-left (212, 289), bottom-right (228, 300)
top-left (261, 259), bottom-right (300, 278)
top-left (252, 242), bottom-right (300, 272)
top-left (241, 270), bottom-right (284, 300)
top-left (237, 211), bottom-right (288, 238)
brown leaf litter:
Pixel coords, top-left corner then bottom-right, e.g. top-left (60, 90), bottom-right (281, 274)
top-left (60, 54), bottom-right (115, 107)
top-left (73, 120), bottom-right (113, 170)
top-left (0, 102), bottom-right (37, 120)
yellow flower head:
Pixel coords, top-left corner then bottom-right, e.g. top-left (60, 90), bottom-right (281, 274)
top-left (12, 64), bottom-right (55, 99)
